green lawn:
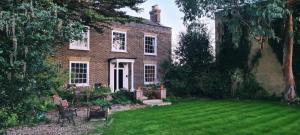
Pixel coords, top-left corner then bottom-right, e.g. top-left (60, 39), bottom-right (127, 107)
top-left (103, 99), bottom-right (300, 135)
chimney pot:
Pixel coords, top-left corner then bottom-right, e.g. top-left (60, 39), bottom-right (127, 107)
top-left (150, 5), bottom-right (161, 24)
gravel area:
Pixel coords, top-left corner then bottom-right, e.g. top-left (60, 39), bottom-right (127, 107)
top-left (4, 104), bottom-right (146, 135)
top-left (6, 108), bottom-right (96, 135)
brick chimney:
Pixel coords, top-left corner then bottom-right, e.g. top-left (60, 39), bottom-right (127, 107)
top-left (150, 5), bottom-right (161, 24)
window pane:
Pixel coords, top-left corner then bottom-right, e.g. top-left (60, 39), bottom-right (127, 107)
top-left (70, 62), bottom-right (88, 85)
top-left (145, 65), bottom-right (156, 83)
top-left (113, 32), bottom-right (126, 51)
top-left (70, 27), bottom-right (89, 50)
top-left (145, 36), bottom-right (156, 54)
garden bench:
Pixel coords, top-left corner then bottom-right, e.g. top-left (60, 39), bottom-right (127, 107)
top-left (52, 95), bottom-right (77, 127)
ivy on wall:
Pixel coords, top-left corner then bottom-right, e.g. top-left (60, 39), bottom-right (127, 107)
top-left (217, 22), bottom-right (268, 98)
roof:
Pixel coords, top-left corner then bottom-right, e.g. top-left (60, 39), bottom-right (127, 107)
top-left (140, 18), bottom-right (171, 29)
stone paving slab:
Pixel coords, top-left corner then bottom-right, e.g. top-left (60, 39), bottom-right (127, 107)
top-left (143, 99), bottom-right (172, 106)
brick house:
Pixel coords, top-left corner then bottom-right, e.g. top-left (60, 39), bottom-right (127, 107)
top-left (54, 5), bottom-right (172, 93)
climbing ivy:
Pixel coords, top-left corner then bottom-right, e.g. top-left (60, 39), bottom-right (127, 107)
top-left (269, 18), bottom-right (300, 94)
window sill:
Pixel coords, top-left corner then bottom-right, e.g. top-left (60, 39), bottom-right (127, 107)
top-left (144, 82), bottom-right (157, 85)
top-left (72, 84), bottom-right (90, 87)
top-left (69, 47), bottom-right (90, 51)
top-left (144, 53), bottom-right (157, 56)
top-left (111, 50), bottom-right (128, 53)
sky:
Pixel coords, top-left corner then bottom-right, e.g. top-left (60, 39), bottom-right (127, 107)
top-left (124, 0), bottom-right (215, 50)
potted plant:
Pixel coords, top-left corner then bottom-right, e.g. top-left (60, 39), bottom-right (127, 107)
top-left (88, 98), bottom-right (111, 120)
top-left (93, 99), bottom-right (112, 111)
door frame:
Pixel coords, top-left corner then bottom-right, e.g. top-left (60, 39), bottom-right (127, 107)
top-left (109, 58), bottom-right (135, 92)
top-left (110, 63), bottom-right (129, 92)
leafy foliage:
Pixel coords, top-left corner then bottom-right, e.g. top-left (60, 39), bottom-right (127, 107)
top-left (0, 109), bottom-right (18, 128)
top-left (215, 19), bottom-right (268, 99)
top-left (164, 20), bottom-right (268, 99)
top-left (111, 90), bottom-right (137, 105)
top-left (236, 74), bottom-right (269, 99)
top-left (199, 70), bottom-right (231, 99)
top-left (217, 25), bottom-right (251, 71)
top-left (176, 0), bottom-right (289, 41)
top-left (175, 23), bottom-right (214, 68)
top-left (269, 18), bottom-right (300, 94)
top-left (52, 0), bottom-right (146, 31)
top-left (92, 99), bottom-right (112, 110)
top-left (0, 0), bottom-right (146, 128)
top-left (162, 96), bottom-right (181, 104)
top-left (163, 23), bottom-right (214, 97)
top-left (89, 86), bottom-right (112, 99)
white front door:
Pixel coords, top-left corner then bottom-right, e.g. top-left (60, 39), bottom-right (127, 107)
top-left (110, 63), bottom-right (129, 91)
top-left (123, 64), bottom-right (129, 89)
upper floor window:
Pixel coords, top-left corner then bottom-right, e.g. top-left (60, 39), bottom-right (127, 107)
top-left (144, 64), bottom-right (157, 84)
top-left (112, 31), bottom-right (127, 52)
top-left (144, 35), bottom-right (157, 55)
top-left (69, 61), bottom-right (89, 87)
top-left (70, 26), bottom-right (90, 50)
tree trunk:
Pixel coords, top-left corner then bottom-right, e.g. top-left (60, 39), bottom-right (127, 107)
top-left (283, 13), bottom-right (296, 102)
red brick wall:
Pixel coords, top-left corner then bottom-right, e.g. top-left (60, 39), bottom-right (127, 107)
top-left (54, 22), bottom-right (172, 89)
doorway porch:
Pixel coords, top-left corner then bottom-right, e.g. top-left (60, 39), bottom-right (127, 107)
top-left (109, 58), bottom-right (135, 92)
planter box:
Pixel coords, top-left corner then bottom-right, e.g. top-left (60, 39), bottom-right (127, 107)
top-left (136, 85), bottom-right (167, 100)
top-left (88, 106), bottom-right (107, 120)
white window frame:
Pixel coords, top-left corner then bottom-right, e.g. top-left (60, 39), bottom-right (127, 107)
top-left (69, 61), bottom-right (90, 87)
top-left (111, 30), bottom-right (127, 52)
top-left (144, 35), bottom-right (157, 56)
top-left (69, 26), bottom-right (90, 51)
top-left (144, 64), bottom-right (157, 85)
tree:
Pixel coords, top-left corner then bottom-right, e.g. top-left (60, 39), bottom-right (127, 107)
top-left (176, 0), bottom-right (300, 102)
top-left (164, 23), bottom-right (214, 97)
top-left (175, 23), bottom-right (214, 70)
top-left (0, 0), bottom-right (145, 126)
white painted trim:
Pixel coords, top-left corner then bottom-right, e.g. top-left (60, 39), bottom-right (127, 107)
top-left (110, 59), bottom-right (135, 63)
top-left (69, 61), bottom-right (89, 87)
top-left (109, 63), bottom-right (114, 92)
top-left (109, 59), bottom-right (135, 92)
top-left (144, 64), bottom-right (157, 85)
top-left (144, 35), bottom-right (157, 56)
top-left (131, 62), bottom-right (135, 92)
top-left (116, 61), bottom-right (119, 91)
top-left (111, 30), bottom-right (127, 53)
top-left (69, 26), bottom-right (90, 51)
top-left (143, 32), bottom-right (157, 37)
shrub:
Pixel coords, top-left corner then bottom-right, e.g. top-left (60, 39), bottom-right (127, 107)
top-left (163, 96), bottom-right (181, 103)
top-left (91, 86), bottom-right (111, 99)
top-left (236, 74), bottom-right (269, 99)
top-left (111, 90), bottom-right (135, 105)
top-left (163, 64), bottom-right (193, 97)
top-left (144, 84), bottom-right (160, 91)
top-left (199, 71), bottom-right (231, 99)
top-left (31, 97), bottom-right (56, 112)
top-left (56, 90), bottom-right (73, 102)
top-left (144, 90), bottom-right (159, 99)
top-left (0, 109), bottom-right (18, 129)
top-left (92, 99), bottom-right (112, 110)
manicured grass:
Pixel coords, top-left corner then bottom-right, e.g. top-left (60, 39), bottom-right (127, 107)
top-left (102, 99), bottom-right (300, 135)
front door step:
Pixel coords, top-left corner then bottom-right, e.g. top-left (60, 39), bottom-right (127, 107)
top-left (143, 99), bottom-right (171, 106)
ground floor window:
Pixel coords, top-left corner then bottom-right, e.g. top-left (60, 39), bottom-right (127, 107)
top-left (69, 61), bottom-right (89, 86)
top-left (144, 64), bottom-right (157, 84)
